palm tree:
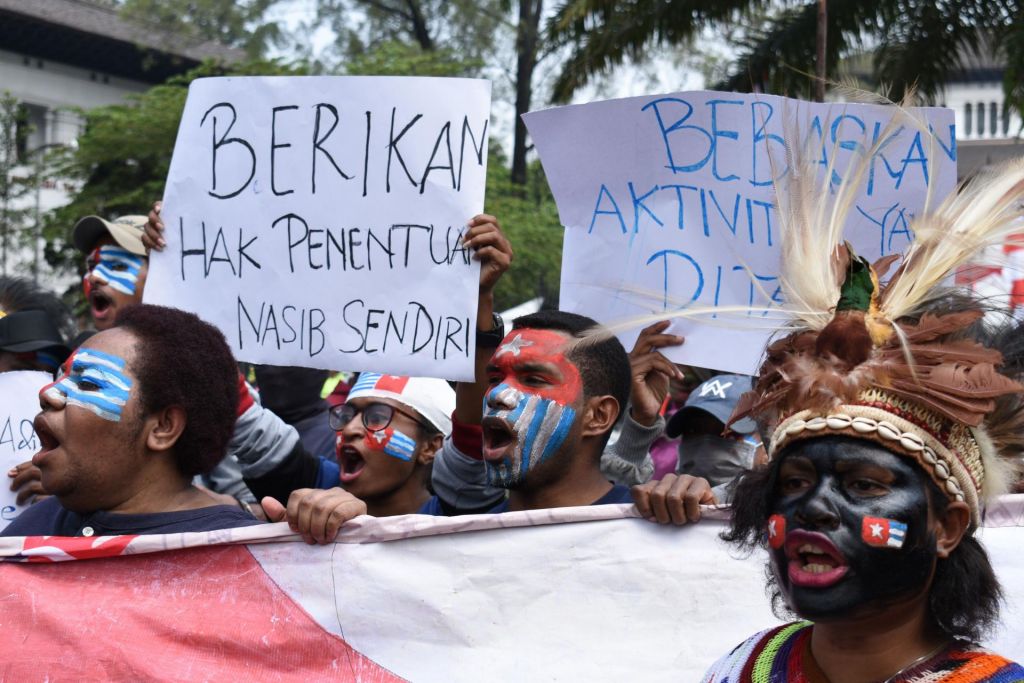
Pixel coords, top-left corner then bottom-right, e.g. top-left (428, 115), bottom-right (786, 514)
top-left (548, 0), bottom-right (1022, 113)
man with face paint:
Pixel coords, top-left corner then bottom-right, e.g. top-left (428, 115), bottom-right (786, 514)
top-left (2, 304), bottom-right (261, 536)
top-left (246, 372), bottom-right (455, 527)
top-left (72, 215), bottom-right (150, 330)
top-left (701, 155), bottom-right (1024, 680)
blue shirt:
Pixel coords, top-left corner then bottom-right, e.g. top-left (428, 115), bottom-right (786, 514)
top-left (417, 484), bottom-right (633, 515)
top-left (2, 496), bottom-right (262, 536)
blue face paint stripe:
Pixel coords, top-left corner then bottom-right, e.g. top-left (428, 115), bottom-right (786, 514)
top-left (352, 372), bottom-right (383, 393)
top-left (94, 267), bottom-right (138, 295)
top-left (91, 247), bottom-right (144, 296)
top-left (59, 386), bottom-right (126, 419)
top-left (382, 430), bottom-right (417, 461)
top-left (538, 406), bottom-right (575, 463)
top-left (74, 348), bottom-right (127, 370)
top-left (518, 397), bottom-right (550, 481)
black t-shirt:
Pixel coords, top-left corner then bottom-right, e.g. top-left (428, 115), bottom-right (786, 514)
top-left (2, 496), bottom-right (261, 536)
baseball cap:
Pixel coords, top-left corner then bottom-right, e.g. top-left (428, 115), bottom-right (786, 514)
top-left (665, 373), bottom-right (756, 438)
top-left (347, 372), bottom-right (455, 435)
top-left (72, 215), bottom-right (147, 256)
top-left (0, 309), bottom-right (70, 357)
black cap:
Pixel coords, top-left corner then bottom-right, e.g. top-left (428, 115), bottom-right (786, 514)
top-left (0, 310), bottom-right (71, 358)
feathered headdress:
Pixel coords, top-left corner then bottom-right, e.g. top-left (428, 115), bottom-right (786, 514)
top-left (730, 126), bottom-right (1024, 523)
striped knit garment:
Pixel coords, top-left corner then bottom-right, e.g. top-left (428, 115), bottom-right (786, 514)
top-left (701, 622), bottom-right (1024, 682)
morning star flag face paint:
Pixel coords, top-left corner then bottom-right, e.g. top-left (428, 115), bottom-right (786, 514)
top-left (861, 516), bottom-right (907, 549)
top-left (483, 329), bottom-right (585, 487)
top-left (767, 514), bottom-right (786, 549)
top-left (41, 348), bottom-right (133, 422)
top-left (483, 384), bottom-right (576, 486)
top-left (88, 246), bottom-right (146, 296)
top-left (366, 427), bottom-right (417, 462)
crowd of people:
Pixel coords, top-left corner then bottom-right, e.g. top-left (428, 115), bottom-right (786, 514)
top-left (2, 156), bottom-right (1024, 680)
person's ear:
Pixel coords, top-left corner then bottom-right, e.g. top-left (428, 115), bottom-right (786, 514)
top-left (581, 395), bottom-right (620, 438)
top-left (416, 431), bottom-right (444, 466)
top-left (145, 405), bottom-right (187, 454)
top-left (934, 500), bottom-right (971, 559)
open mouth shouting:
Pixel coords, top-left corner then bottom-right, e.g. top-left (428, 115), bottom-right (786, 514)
top-left (89, 289), bottom-right (116, 323)
top-left (338, 445), bottom-right (366, 484)
top-left (481, 416), bottom-right (516, 462)
top-left (32, 414), bottom-right (61, 468)
top-left (784, 530), bottom-right (850, 588)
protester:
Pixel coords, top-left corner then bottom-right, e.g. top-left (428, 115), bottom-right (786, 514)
top-left (3, 277), bottom-right (75, 505)
top-left (2, 304), bottom-right (261, 536)
top-left (73, 214), bottom-right (149, 331)
top-left (267, 309), bottom-right (716, 542)
top-left (0, 276), bottom-right (73, 374)
top-left (701, 156), bottom-right (1024, 679)
top-left (245, 372), bottom-right (455, 520)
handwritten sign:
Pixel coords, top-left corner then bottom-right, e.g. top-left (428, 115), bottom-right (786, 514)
top-left (523, 92), bottom-right (956, 374)
top-left (145, 77), bottom-right (491, 381)
top-left (0, 371), bottom-right (49, 531)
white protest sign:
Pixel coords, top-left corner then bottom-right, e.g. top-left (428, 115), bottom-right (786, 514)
top-left (523, 92), bottom-right (957, 374)
top-left (0, 371), bottom-right (49, 531)
top-left (145, 76), bottom-right (491, 381)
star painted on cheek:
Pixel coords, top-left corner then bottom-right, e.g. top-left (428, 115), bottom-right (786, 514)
top-left (371, 432), bottom-right (387, 445)
top-left (495, 334), bottom-right (534, 357)
top-left (769, 519), bottom-right (777, 538)
top-left (870, 523), bottom-right (883, 538)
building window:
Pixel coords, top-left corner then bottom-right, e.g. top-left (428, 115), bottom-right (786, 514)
top-left (964, 103), bottom-right (973, 136)
top-left (1004, 104), bottom-right (1011, 136)
top-left (977, 102), bottom-right (986, 136)
top-left (990, 102), bottom-right (998, 137)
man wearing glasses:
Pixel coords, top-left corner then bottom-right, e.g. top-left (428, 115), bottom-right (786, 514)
top-left (249, 372), bottom-right (455, 529)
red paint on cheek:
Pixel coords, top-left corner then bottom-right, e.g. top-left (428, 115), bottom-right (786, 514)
top-left (491, 329), bottom-right (583, 405)
top-left (768, 514), bottom-right (786, 549)
top-left (365, 428), bottom-right (393, 451)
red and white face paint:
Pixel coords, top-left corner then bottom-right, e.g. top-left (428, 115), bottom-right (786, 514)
top-left (482, 329), bottom-right (584, 487)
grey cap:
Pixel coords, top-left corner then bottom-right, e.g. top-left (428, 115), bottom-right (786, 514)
top-left (72, 215), bottom-right (147, 256)
top-left (665, 373), bottom-right (756, 437)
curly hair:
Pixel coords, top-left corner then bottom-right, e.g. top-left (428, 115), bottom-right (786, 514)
top-left (115, 304), bottom-right (239, 477)
top-left (723, 443), bottom-right (1003, 642)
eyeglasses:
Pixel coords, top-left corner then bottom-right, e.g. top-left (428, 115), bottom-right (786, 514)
top-left (328, 401), bottom-right (424, 432)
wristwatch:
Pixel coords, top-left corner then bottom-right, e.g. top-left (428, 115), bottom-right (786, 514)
top-left (476, 312), bottom-right (505, 349)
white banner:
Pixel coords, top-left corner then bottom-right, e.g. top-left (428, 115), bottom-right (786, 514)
top-left (524, 92), bottom-right (957, 374)
top-left (0, 371), bottom-right (49, 531)
top-left (3, 499), bottom-right (1022, 680)
top-left (145, 76), bottom-right (492, 381)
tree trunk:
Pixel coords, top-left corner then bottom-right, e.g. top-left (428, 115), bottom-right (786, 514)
top-left (511, 0), bottom-right (542, 186)
top-left (403, 0), bottom-right (434, 51)
top-left (815, 0), bottom-right (827, 102)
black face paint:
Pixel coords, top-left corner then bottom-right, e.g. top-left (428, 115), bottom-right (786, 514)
top-left (769, 436), bottom-right (937, 620)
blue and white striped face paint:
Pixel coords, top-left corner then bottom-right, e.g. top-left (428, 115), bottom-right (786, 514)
top-left (483, 383), bottom-right (576, 487)
top-left (365, 426), bottom-right (418, 462)
top-left (41, 348), bottom-right (133, 422)
top-left (88, 245), bottom-right (145, 296)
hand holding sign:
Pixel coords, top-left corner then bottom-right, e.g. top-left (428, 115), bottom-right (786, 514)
top-left (145, 76), bottom-right (492, 381)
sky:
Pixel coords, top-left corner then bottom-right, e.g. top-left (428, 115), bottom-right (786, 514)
top-left (261, 0), bottom-right (716, 156)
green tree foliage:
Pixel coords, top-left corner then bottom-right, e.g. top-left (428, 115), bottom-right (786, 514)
top-left (41, 60), bottom-right (306, 275)
top-left (318, 0), bottom-right (506, 68)
top-left (118, 0), bottom-right (285, 58)
top-left (484, 145), bottom-right (563, 311)
top-left (549, 0), bottom-right (1023, 110)
top-left (0, 93), bottom-right (36, 276)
